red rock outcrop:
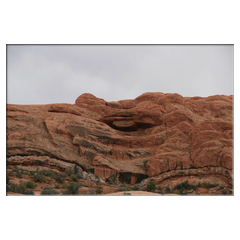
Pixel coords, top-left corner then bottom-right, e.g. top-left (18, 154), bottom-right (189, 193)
top-left (7, 92), bottom-right (233, 189)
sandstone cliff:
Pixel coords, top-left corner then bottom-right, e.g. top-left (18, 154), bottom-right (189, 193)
top-left (6, 92), bottom-right (233, 195)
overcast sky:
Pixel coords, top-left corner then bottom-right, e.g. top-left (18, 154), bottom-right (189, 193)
top-left (7, 44), bottom-right (233, 105)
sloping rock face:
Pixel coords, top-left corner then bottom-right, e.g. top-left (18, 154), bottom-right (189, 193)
top-left (7, 92), bottom-right (233, 189)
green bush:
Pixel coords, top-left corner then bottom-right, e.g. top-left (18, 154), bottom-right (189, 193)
top-left (202, 182), bottom-right (217, 189)
top-left (16, 172), bottom-right (22, 178)
top-left (143, 160), bottom-right (148, 168)
top-left (174, 180), bottom-right (197, 194)
top-left (10, 183), bottom-right (19, 193)
top-left (55, 175), bottom-right (64, 184)
top-left (39, 170), bottom-right (56, 178)
top-left (23, 189), bottom-right (35, 195)
top-left (55, 184), bottom-right (60, 189)
top-left (106, 174), bottom-right (117, 183)
top-left (71, 174), bottom-right (78, 182)
top-left (26, 181), bottom-right (34, 189)
top-left (95, 188), bottom-right (103, 195)
top-left (147, 180), bottom-right (156, 192)
top-left (74, 165), bottom-right (78, 175)
top-left (132, 185), bottom-right (140, 191)
top-left (41, 186), bottom-right (59, 195)
top-left (10, 183), bottom-right (27, 194)
top-left (66, 168), bottom-right (74, 177)
top-left (33, 174), bottom-right (45, 183)
top-left (63, 182), bottom-right (81, 195)
top-left (165, 186), bottom-right (170, 193)
top-left (123, 193), bottom-right (131, 195)
top-left (13, 165), bottom-right (19, 172)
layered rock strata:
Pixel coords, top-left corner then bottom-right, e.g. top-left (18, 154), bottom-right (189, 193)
top-left (7, 92), bottom-right (233, 189)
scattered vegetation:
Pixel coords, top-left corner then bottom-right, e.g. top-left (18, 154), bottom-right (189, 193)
top-left (55, 184), bottom-right (61, 189)
top-left (13, 165), bottom-right (19, 173)
top-left (95, 188), bottom-right (103, 195)
top-left (23, 189), bottom-right (35, 195)
top-left (132, 185), bottom-right (140, 191)
top-left (55, 174), bottom-right (65, 184)
top-left (16, 172), bottom-right (22, 178)
top-left (146, 180), bottom-right (156, 192)
top-left (39, 170), bottom-right (56, 178)
top-left (173, 180), bottom-right (197, 194)
top-left (123, 193), bottom-right (131, 195)
top-left (143, 160), bottom-right (148, 168)
top-left (106, 174), bottom-right (117, 184)
top-left (26, 181), bottom-right (34, 189)
top-left (74, 165), bottom-right (78, 175)
top-left (41, 186), bottom-right (59, 195)
top-left (118, 184), bottom-right (132, 191)
top-left (62, 182), bottom-right (81, 195)
top-left (9, 183), bottom-right (34, 194)
top-left (202, 182), bottom-right (218, 189)
top-left (165, 186), bottom-right (170, 193)
top-left (66, 168), bottom-right (74, 177)
top-left (221, 189), bottom-right (227, 195)
top-left (71, 174), bottom-right (78, 182)
top-left (33, 174), bottom-right (45, 183)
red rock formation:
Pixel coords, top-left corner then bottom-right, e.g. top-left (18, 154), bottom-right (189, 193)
top-left (7, 92), bottom-right (233, 187)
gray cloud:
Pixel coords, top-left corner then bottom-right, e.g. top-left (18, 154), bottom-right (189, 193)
top-left (7, 45), bottom-right (233, 104)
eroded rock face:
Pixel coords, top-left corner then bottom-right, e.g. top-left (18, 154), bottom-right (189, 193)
top-left (7, 92), bottom-right (233, 187)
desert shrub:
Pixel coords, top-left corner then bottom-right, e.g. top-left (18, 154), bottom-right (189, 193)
top-left (95, 188), bottom-right (103, 195)
top-left (147, 180), bottom-right (156, 192)
top-left (202, 182), bottom-right (217, 189)
top-left (219, 186), bottom-right (224, 190)
top-left (39, 170), bottom-right (56, 178)
top-left (10, 183), bottom-right (26, 194)
top-left (10, 183), bottom-right (19, 193)
top-left (13, 165), bottom-right (19, 172)
top-left (106, 174), bottom-right (117, 183)
top-left (174, 180), bottom-right (197, 194)
top-left (132, 185), bottom-right (140, 191)
top-left (23, 189), bottom-right (35, 195)
top-left (63, 182), bottom-right (81, 195)
top-left (55, 175), bottom-right (64, 184)
top-left (221, 189), bottom-right (227, 195)
top-left (30, 171), bottom-right (35, 176)
top-left (71, 174), bottom-right (78, 182)
top-left (143, 160), bottom-right (148, 168)
top-left (16, 172), bottom-right (22, 178)
top-left (26, 181), bottom-right (34, 189)
top-left (55, 184), bottom-right (60, 189)
top-left (33, 174), bottom-right (45, 183)
top-left (7, 175), bottom-right (10, 184)
top-left (41, 186), bottom-right (59, 195)
top-left (18, 183), bottom-right (27, 193)
top-left (74, 165), bottom-right (78, 175)
top-left (123, 193), bottom-right (131, 195)
top-left (66, 168), bottom-right (74, 177)
top-left (165, 186), bottom-right (170, 193)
